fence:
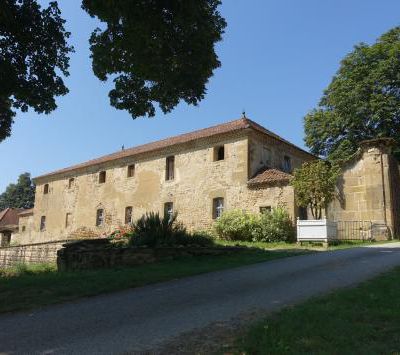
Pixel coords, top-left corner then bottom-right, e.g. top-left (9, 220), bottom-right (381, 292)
top-left (335, 221), bottom-right (373, 241)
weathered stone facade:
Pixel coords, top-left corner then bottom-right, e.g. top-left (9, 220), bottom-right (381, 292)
top-left (328, 139), bottom-right (400, 237)
top-left (13, 118), bottom-right (314, 245)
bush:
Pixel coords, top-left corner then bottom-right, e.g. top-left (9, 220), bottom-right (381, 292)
top-left (253, 208), bottom-right (295, 243)
top-left (213, 209), bottom-right (259, 241)
top-left (129, 212), bottom-right (214, 247)
top-left (214, 208), bottom-right (295, 243)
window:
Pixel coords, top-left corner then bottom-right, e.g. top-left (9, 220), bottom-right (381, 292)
top-left (65, 213), bottom-right (72, 228)
top-left (213, 145), bottom-right (225, 161)
top-left (40, 216), bottom-right (46, 231)
top-left (213, 198), bottom-right (224, 219)
top-left (166, 156), bottom-right (175, 181)
top-left (43, 184), bottom-right (49, 194)
top-left (262, 147), bottom-right (272, 166)
top-left (68, 178), bottom-right (75, 189)
top-left (96, 209), bottom-right (104, 226)
top-left (99, 171), bottom-right (106, 184)
top-left (125, 206), bottom-right (133, 224)
top-left (21, 226), bottom-right (26, 232)
top-left (283, 156), bottom-right (292, 173)
top-left (127, 164), bottom-right (135, 178)
top-left (164, 202), bottom-right (174, 220)
top-left (260, 206), bottom-right (272, 214)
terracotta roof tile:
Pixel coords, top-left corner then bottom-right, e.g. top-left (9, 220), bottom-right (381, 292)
top-left (248, 168), bottom-right (292, 187)
top-left (0, 208), bottom-right (23, 228)
top-left (35, 117), bottom-right (314, 181)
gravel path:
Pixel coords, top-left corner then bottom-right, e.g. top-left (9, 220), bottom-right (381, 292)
top-left (1, 243), bottom-right (400, 354)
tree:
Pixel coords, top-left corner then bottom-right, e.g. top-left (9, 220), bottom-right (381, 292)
top-left (0, 0), bottom-right (73, 142)
top-left (291, 161), bottom-right (340, 220)
top-left (304, 27), bottom-right (400, 163)
top-left (81, 0), bottom-right (226, 118)
top-left (0, 172), bottom-right (36, 210)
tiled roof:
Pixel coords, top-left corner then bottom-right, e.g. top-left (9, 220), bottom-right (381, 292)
top-left (35, 117), bottom-right (314, 181)
top-left (0, 208), bottom-right (23, 229)
top-left (247, 168), bottom-right (292, 187)
top-left (19, 208), bottom-right (34, 216)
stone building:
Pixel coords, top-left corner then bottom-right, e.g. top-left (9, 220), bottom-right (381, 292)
top-left (12, 117), bottom-right (315, 245)
top-left (328, 138), bottom-right (400, 238)
top-left (0, 208), bottom-right (23, 246)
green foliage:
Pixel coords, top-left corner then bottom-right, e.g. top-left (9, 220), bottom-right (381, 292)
top-left (214, 208), bottom-right (295, 243)
top-left (304, 26), bottom-right (400, 163)
top-left (0, 0), bottom-right (73, 142)
top-left (81, 0), bottom-right (226, 118)
top-left (0, 172), bottom-right (36, 210)
top-left (253, 208), bottom-right (295, 243)
top-left (213, 209), bottom-right (259, 241)
top-left (291, 161), bottom-right (340, 219)
top-left (129, 212), bottom-right (214, 247)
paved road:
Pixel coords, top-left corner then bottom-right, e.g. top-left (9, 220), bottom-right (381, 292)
top-left (1, 243), bottom-right (400, 354)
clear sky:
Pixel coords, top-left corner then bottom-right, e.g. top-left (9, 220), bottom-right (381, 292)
top-left (1, 0), bottom-right (399, 192)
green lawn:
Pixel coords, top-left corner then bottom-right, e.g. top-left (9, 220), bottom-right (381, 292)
top-left (230, 266), bottom-right (400, 354)
top-left (0, 247), bottom-right (311, 314)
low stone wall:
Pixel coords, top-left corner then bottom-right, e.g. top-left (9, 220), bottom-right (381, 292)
top-left (0, 240), bottom-right (69, 268)
top-left (57, 239), bottom-right (244, 272)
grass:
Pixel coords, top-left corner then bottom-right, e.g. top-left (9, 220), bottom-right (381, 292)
top-left (229, 266), bottom-right (400, 354)
top-left (0, 247), bottom-right (311, 314)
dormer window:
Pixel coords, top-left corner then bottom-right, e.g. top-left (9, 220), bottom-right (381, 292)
top-left (213, 145), bottom-right (225, 161)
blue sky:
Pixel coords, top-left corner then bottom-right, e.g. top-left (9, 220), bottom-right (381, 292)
top-left (1, 0), bottom-right (399, 192)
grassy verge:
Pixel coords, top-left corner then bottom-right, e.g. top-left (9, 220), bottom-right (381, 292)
top-left (0, 247), bottom-right (312, 314)
top-left (230, 266), bottom-right (400, 354)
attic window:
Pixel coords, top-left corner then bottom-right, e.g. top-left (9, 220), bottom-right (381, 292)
top-left (43, 184), bottom-right (49, 194)
top-left (127, 164), bottom-right (135, 178)
top-left (214, 146), bottom-right (225, 161)
top-left (283, 156), bottom-right (292, 173)
top-left (99, 171), bottom-right (106, 184)
top-left (68, 178), bottom-right (75, 189)
top-left (166, 156), bottom-right (175, 181)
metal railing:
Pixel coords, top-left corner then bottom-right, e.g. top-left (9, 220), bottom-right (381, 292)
top-left (335, 221), bottom-right (373, 241)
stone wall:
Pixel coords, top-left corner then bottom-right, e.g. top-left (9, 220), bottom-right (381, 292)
top-left (57, 239), bottom-right (245, 272)
top-left (0, 240), bottom-right (67, 268)
top-left (328, 139), bottom-right (400, 237)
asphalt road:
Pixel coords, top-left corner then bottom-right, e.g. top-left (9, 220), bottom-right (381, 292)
top-left (1, 243), bottom-right (400, 354)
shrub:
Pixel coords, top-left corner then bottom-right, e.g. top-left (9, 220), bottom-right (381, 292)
top-left (129, 212), bottom-right (214, 247)
top-left (253, 208), bottom-right (295, 243)
top-left (213, 209), bottom-right (259, 241)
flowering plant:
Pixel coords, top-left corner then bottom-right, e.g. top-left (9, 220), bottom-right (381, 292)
top-left (108, 225), bottom-right (135, 240)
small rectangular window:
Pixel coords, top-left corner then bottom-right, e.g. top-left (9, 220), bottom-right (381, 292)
top-left (99, 171), bottom-right (106, 184)
top-left (43, 184), bottom-right (49, 194)
top-left (125, 206), bottom-right (133, 224)
top-left (213, 198), bottom-right (224, 219)
top-left (127, 164), bottom-right (135, 178)
top-left (262, 147), bottom-right (272, 166)
top-left (260, 206), bottom-right (272, 214)
top-left (40, 216), bottom-right (46, 231)
top-left (213, 146), bottom-right (225, 161)
top-left (65, 213), bottom-right (72, 228)
top-left (96, 209), bottom-right (104, 226)
top-left (68, 178), bottom-right (75, 189)
top-left (283, 156), bottom-right (292, 173)
top-left (21, 226), bottom-right (26, 232)
top-left (166, 156), bottom-right (175, 181)
top-left (164, 202), bottom-right (174, 220)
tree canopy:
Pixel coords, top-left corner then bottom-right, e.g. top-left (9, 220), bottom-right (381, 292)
top-left (81, 0), bottom-right (226, 118)
top-left (0, 0), bottom-right (74, 142)
top-left (0, 172), bottom-right (36, 210)
top-left (304, 27), bottom-right (400, 163)
top-left (0, 1), bottom-right (226, 142)
top-left (291, 160), bottom-right (340, 220)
